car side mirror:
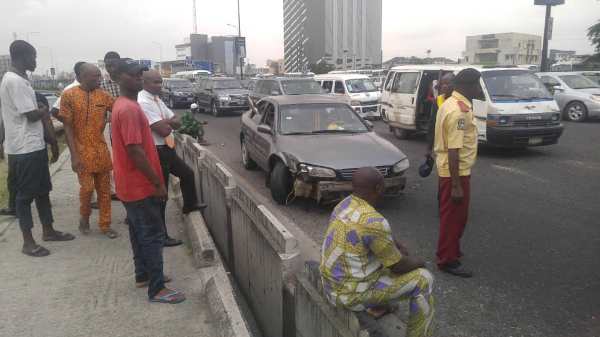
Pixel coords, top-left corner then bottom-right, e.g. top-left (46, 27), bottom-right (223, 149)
top-left (257, 124), bottom-right (273, 135)
top-left (552, 85), bottom-right (565, 92)
top-left (364, 120), bottom-right (374, 130)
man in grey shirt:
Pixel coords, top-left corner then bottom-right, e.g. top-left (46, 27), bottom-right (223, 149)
top-left (0, 40), bottom-right (74, 257)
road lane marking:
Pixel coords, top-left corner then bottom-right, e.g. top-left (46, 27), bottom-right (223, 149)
top-left (561, 160), bottom-right (600, 172)
top-left (491, 164), bottom-right (548, 183)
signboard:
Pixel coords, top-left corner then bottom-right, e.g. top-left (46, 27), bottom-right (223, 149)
top-left (138, 59), bottom-right (152, 69)
top-left (50, 67), bottom-right (55, 76)
top-left (534, 0), bottom-right (564, 5)
top-left (192, 60), bottom-right (213, 72)
top-left (235, 36), bottom-right (246, 59)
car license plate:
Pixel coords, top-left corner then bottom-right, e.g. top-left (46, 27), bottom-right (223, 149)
top-left (528, 137), bottom-right (543, 145)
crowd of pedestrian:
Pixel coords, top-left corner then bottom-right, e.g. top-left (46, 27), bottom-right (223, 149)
top-left (0, 40), bottom-right (206, 304)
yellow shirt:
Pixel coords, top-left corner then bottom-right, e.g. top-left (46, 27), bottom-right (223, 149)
top-left (437, 95), bottom-right (446, 108)
top-left (434, 91), bottom-right (478, 177)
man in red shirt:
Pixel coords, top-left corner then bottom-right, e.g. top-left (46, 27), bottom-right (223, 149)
top-left (111, 58), bottom-right (185, 304)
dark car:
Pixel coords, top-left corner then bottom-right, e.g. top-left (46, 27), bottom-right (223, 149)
top-left (193, 77), bottom-right (249, 117)
top-left (161, 78), bottom-right (195, 109)
top-left (249, 77), bottom-right (324, 105)
top-left (240, 95), bottom-right (409, 205)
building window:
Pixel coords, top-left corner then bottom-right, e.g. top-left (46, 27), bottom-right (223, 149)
top-left (476, 53), bottom-right (498, 64)
top-left (479, 39), bottom-right (499, 49)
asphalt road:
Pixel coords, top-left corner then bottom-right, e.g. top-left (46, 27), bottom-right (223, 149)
top-left (180, 108), bottom-right (600, 337)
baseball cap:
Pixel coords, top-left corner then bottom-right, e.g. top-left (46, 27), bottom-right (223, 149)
top-left (113, 58), bottom-right (148, 77)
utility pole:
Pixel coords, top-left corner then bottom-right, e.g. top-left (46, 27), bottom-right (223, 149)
top-left (192, 0), bottom-right (198, 33)
top-left (237, 0), bottom-right (244, 80)
top-left (540, 4), bottom-right (552, 72)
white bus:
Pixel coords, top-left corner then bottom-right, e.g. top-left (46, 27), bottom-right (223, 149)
top-left (172, 70), bottom-right (211, 82)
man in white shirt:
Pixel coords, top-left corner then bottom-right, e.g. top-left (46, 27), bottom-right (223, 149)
top-left (138, 69), bottom-right (205, 247)
top-left (0, 40), bottom-right (74, 257)
top-left (49, 61), bottom-right (84, 121)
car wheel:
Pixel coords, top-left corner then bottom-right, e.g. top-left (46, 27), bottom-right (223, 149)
top-left (211, 101), bottom-right (220, 117)
top-left (241, 138), bottom-right (257, 170)
top-left (168, 97), bottom-right (175, 109)
top-left (270, 161), bottom-right (293, 205)
top-left (392, 127), bottom-right (411, 139)
top-left (564, 101), bottom-right (588, 122)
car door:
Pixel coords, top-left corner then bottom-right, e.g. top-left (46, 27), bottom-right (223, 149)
top-left (161, 80), bottom-right (170, 103)
top-left (390, 71), bottom-right (421, 127)
top-left (380, 71), bottom-right (396, 121)
top-left (242, 100), bottom-right (267, 160)
top-left (255, 101), bottom-right (276, 170)
top-left (539, 75), bottom-right (566, 109)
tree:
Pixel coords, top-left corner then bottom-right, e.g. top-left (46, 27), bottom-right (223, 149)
top-left (309, 62), bottom-right (334, 74)
top-left (588, 20), bottom-right (600, 53)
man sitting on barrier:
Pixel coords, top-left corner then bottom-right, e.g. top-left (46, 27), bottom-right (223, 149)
top-left (320, 167), bottom-right (435, 337)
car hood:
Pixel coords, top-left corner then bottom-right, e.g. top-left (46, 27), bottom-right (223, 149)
top-left (277, 132), bottom-right (406, 169)
top-left (215, 89), bottom-right (249, 95)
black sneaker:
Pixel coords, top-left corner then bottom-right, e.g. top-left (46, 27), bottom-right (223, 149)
top-left (439, 261), bottom-right (473, 278)
top-left (164, 237), bottom-right (183, 247)
top-left (182, 203), bottom-right (208, 214)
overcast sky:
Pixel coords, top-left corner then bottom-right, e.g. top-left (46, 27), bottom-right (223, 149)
top-left (1, 0), bottom-right (598, 74)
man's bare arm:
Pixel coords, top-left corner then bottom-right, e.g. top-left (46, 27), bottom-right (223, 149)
top-left (390, 255), bottom-right (426, 275)
top-left (24, 105), bottom-right (49, 123)
top-left (150, 120), bottom-right (172, 138)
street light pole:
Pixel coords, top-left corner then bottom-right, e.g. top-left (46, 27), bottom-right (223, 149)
top-left (540, 4), bottom-right (552, 72)
top-left (237, 0), bottom-right (244, 80)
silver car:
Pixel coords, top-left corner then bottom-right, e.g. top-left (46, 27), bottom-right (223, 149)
top-left (240, 95), bottom-right (409, 205)
top-left (537, 72), bottom-right (600, 122)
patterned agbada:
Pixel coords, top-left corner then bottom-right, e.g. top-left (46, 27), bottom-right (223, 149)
top-left (59, 87), bottom-right (114, 231)
top-left (321, 195), bottom-right (435, 337)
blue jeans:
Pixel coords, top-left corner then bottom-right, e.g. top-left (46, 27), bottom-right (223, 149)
top-left (123, 197), bottom-right (165, 299)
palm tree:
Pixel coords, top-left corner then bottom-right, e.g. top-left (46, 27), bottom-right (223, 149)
top-left (588, 20), bottom-right (600, 53)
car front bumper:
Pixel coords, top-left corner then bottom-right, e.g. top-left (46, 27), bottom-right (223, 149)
top-left (217, 101), bottom-right (249, 110)
top-left (293, 175), bottom-right (406, 203)
top-left (174, 96), bottom-right (195, 105)
top-left (586, 100), bottom-right (600, 118)
top-left (486, 125), bottom-right (564, 147)
top-left (353, 104), bottom-right (381, 119)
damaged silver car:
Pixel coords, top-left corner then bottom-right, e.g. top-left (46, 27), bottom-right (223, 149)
top-left (240, 95), bottom-right (409, 205)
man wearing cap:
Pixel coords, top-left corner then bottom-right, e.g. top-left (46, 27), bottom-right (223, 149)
top-left (433, 68), bottom-right (482, 278)
top-left (111, 58), bottom-right (185, 304)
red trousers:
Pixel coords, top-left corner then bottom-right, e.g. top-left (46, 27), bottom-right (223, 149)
top-left (437, 176), bottom-right (470, 267)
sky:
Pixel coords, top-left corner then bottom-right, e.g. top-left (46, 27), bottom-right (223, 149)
top-left (1, 0), bottom-right (598, 75)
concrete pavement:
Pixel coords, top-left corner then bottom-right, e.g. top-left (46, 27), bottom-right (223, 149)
top-left (0, 152), bottom-right (218, 337)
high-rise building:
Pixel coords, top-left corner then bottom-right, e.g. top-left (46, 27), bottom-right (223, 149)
top-left (462, 33), bottom-right (542, 66)
top-left (174, 34), bottom-right (241, 75)
top-left (283, 0), bottom-right (382, 73)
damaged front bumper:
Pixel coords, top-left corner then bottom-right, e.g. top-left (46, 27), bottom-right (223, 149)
top-left (294, 175), bottom-right (407, 203)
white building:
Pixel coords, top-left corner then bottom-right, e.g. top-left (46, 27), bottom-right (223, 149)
top-left (283, 0), bottom-right (383, 72)
top-left (462, 33), bottom-right (542, 66)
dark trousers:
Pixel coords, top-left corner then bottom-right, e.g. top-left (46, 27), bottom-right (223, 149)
top-left (7, 155), bottom-right (16, 212)
top-left (123, 197), bottom-right (166, 298)
top-left (156, 145), bottom-right (198, 233)
top-left (9, 150), bottom-right (53, 231)
top-left (437, 176), bottom-right (471, 267)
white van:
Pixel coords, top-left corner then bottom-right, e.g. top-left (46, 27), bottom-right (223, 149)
top-left (315, 74), bottom-right (381, 119)
top-left (380, 65), bottom-right (564, 147)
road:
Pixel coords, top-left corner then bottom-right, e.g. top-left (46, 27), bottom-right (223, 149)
top-left (180, 108), bottom-right (600, 337)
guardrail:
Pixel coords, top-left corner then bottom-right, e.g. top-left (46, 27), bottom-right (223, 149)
top-left (175, 134), bottom-right (300, 337)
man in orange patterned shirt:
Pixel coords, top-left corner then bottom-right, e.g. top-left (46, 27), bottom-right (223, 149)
top-left (59, 63), bottom-right (118, 239)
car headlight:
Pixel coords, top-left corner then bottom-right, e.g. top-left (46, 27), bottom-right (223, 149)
top-left (219, 95), bottom-right (231, 101)
top-left (552, 113), bottom-right (560, 121)
top-left (350, 100), bottom-right (361, 106)
top-left (590, 95), bottom-right (600, 103)
top-left (392, 159), bottom-right (410, 174)
top-left (174, 91), bottom-right (185, 96)
top-left (298, 163), bottom-right (337, 178)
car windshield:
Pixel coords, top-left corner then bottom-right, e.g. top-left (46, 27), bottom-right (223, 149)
top-left (559, 75), bottom-right (600, 89)
top-left (169, 80), bottom-right (192, 89)
top-left (279, 103), bottom-right (368, 135)
top-left (281, 80), bottom-right (323, 95)
top-left (582, 74), bottom-right (600, 85)
top-left (345, 79), bottom-right (378, 93)
top-left (483, 70), bottom-right (553, 101)
top-left (214, 80), bottom-right (243, 89)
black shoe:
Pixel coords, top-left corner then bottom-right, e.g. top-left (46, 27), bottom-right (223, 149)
top-left (164, 237), bottom-right (183, 247)
top-left (0, 208), bottom-right (16, 216)
top-left (182, 203), bottom-right (208, 214)
top-left (439, 262), bottom-right (473, 278)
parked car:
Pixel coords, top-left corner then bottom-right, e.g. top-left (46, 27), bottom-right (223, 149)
top-left (240, 95), bottom-right (409, 205)
top-left (193, 77), bottom-right (249, 117)
top-left (382, 65), bottom-right (563, 148)
top-left (315, 74), bottom-right (382, 120)
top-left (161, 78), bottom-right (195, 109)
top-left (537, 72), bottom-right (600, 122)
top-left (248, 77), bottom-right (324, 105)
top-left (36, 90), bottom-right (59, 108)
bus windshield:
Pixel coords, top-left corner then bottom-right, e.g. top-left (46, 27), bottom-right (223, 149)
top-left (482, 70), bottom-right (553, 101)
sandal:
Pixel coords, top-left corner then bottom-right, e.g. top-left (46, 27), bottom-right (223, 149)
top-left (136, 275), bottom-right (172, 288)
top-left (43, 231), bottom-right (75, 242)
top-left (365, 304), bottom-right (399, 320)
top-left (150, 289), bottom-right (186, 304)
top-left (22, 245), bottom-right (50, 257)
top-left (102, 229), bottom-right (119, 239)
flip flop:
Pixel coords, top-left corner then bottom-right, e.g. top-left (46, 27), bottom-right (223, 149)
top-left (136, 275), bottom-right (172, 288)
top-left (366, 304), bottom-right (399, 320)
top-left (150, 289), bottom-right (186, 304)
top-left (22, 245), bottom-right (50, 257)
top-left (43, 231), bottom-right (75, 242)
top-left (102, 229), bottom-right (119, 239)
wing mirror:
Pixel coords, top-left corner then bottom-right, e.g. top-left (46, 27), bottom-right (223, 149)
top-left (552, 85), bottom-right (565, 93)
top-left (257, 124), bottom-right (273, 135)
top-left (271, 90), bottom-right (281, 96)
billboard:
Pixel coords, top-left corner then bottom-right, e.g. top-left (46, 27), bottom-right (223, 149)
top-left (534, 0), bottom-right (565, 5)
